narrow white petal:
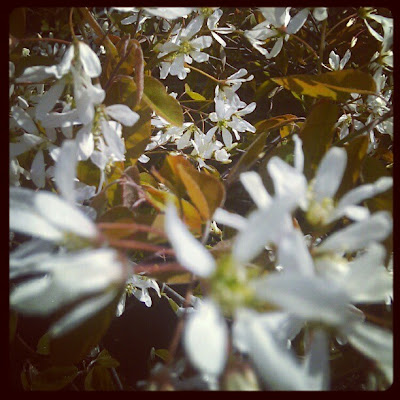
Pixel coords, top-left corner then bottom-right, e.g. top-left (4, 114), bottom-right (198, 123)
top-left (165, 203), bottom-right (216, 277)
top-left (54, 140), bottom-right (78, 204)
top-left (313, 147), bottom-right (347, 201)
top-left (233, 203), bottom-right (293, 264)
top-left (34, 191), bottom-right (98, 239)
top-left (292, 134), bottom-right (304, 173)
top-left (303, 329), bottom-right (330, 390)
top-left (30, 149), bottom-right (46, 188)
top-left (190, 36), bottom-right (213, 49)
top-left (286, 9), bottom-right (309, 34)
top-left (316, 211), bottom-right (392, 254)
top-left (254, 273), bottom-right (353, 327)
top-left (239, 171), bottom-right (272, 209)
top-left (35, 80), bottom-right (65, 120)
top-left (267, 156), bottom-right (307, 209)
top-left (277, 229), bottom-right (315, 276)
top-left (12, 106), bottom-right (38, 134)
top-left (78, 42), bottom-right (102, 78)
top-left (50, 291), bottom-right (119, 337)
top-left (221, 127), bottom-right (233, 148)
top-left (212, 208), bottom-right (247, 231)
top-left (336, 177), bottom-right (393, 211)
top-left (239, 311), bottom-right (312, 390)
top-left (106, 104), bottom-right (140, 126)
top-left (101, 119), bottom-right (125, 159)
top-left (347, 321), bottom-right (392, 384)
top-left (183, 299), bottom-right (228, 376)
top-left (344, 244), bottom-right (392, 303)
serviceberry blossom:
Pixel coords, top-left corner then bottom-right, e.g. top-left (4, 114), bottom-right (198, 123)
top-left (328, 49), bottom-right (351, 70)
top-left (157, 15), bottom-right (212, 80)
top-left (207, 95), bottom-right (256, 149)
top-left (245, 7), bottom-right (309, 59)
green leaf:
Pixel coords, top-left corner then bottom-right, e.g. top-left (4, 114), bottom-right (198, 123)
top-left (143, 75), bottom-right (183, 126)
top-left (30, 365), bottom-right (78, 391)
top-left (77, 159), bottom-right (101, 188)
top-left (124, 104), bottom-right (152, 165)
top-left (161, 155), bottom-right (226, 220)
top-left (84, 366), bottom-right (115, 391)
top-left (300, 100), bottom-right (339, 179)
top-left (336, 135), bottom-right (369, 199)
top-left (184, 83), bottom-right (207, 101)
top-left (272, 69), bottom-right (377, 101)
top-left (154, 348), bottom-right (170, 361)
top-left (143, 186), bottom-right (203, 236)
top-left (95, 349), bottom-right (120, 369)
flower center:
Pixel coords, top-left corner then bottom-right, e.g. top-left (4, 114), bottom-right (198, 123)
top-left (306, 197), bottom-right (335, 226)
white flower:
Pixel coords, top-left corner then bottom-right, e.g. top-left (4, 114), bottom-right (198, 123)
top-left (207, 96), bottom-right (256, 148)
top-left (116, 274), bottom-right (161, 316)
top-left (216, 68), bottom-right (254, 108)
top-left (205, 8), bottom-right (235, 47)
top-left (245, 7), bottom-right (309, 59)
top-left (329, 49), bottom-right (351, 70)
top-left (265, 135), bottom-right (392, 226)
top-left (18, 41), bottom-right (105, 128)
top-left (158, 15), bottom-right (212, 80)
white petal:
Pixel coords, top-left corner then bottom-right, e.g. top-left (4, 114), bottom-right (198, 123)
top-left (239, 171), bottom-right (272, 209)
top-left (30, 149), bottom-right (46, 188)
top-left (336, 177), bottom-right (392, 211)
top-left (16, 65), bottom-right (58, 82)
top-left (183, 299), bottom-right (228, 376)
top-left (313, 8), bottom-right (328, 21)
top-left (286, 9), bottom-right (309, 34)
top-left (316, 211), bottom-right (392, 254)
top-left (313, 147), bottom-right (347, 201)
top-left (78, 42), bottom-right (102, 78)
top-left (50, 290), bottom-right (118, 337)
top-left (190, 36), bottom-right (213, 49)
top-left (101, 119), bottom-right (125, 159)
top-left (221, 127), bottom-right (232, 148)
top-left (10, 134), bottom-right (44, 158)
top-left (267, 37), bottom-right (284, 59)
top-left (347, 321), bottom-right (392, 384)
top-left (236, 309), bottom-right (312, 390)
top-left (12, 106), bottom-right (38, 134)
top-left (303, 329), bottom-right (330, 390)
top-left (54, 140), bottom-right (78, 204)
top-left (34, 191), bottom-right (98, 239)
top-left (277, 229), bottom-right (315, 276)
top-left (165, 203), bottom-right (215, 277)
top-left (190, 51), bottom-right (209, 63)
top-left (76, 125), bottom-right (94, 160)
top-left (344, 243), bottom-right (392, 303)
top-left (35, 80), bottom-right (66, 120)
top-left (106, 104), bottom-right (140, 126)
top-left (267, 156), bottom-right (307, 209)
top-left (233, 203), bottom-right (293, 264)
top-left (212, 208), bottom-right (247, 231)
top-left (145, 7), bottom-right (194, 20)
top-left (292, 134), bottom-right (304, 173)
top-left (254, 273), bottom-right (353, 327)
top-left (182, 15), bottom-right (203, 39)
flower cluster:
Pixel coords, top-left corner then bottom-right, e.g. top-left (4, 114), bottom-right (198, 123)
top-left (9, 6), bottom-right (393, 392)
